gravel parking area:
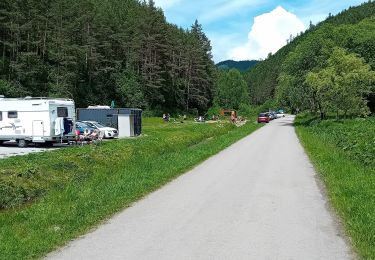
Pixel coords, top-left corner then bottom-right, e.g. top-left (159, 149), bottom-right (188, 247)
top-left (0, 141), bottom-right (63, 159)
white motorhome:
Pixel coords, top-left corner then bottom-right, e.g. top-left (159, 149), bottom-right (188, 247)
top-left (0, 97), bottom-right (76, 147)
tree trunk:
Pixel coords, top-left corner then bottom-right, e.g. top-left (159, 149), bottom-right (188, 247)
top-left (42, 20), bottom-right (47, 59)
top-left (320, 112), bottom-right (324, 120)
top-left (2, 43), bottom-right (5, 69)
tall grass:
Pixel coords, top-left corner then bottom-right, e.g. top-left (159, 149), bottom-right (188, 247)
top-left (295, 114), bottom-right (375, 259)
top-left (0, 118), bottom-right (261, 260)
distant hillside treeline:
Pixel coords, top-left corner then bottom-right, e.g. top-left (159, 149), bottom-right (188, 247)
top-left (245, 1), bottom-right (375, 114)
top-left (216, 60), bottom-right (258, 72)
top-left (0, 0), bottom-right (216, 112)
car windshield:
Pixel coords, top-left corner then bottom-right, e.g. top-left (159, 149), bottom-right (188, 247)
top-left (76, 122), bottom-right (88, 127)
top-left (83, 122), bottom-right (96, 128)
top-left (259, 113), bottom-right (267, 117)
top-left (89, 122), bottom-right (105, 128)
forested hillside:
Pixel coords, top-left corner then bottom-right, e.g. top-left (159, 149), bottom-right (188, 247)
top-left (216, 60), bottom-right (258, 72)
top-left (0, 0), bottom-right (215, 112)
top-left (245, 1), bottom-right (375, 115)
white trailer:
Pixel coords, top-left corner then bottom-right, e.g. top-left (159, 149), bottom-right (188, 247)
top-left (0, 97), bottom-right (76, 147)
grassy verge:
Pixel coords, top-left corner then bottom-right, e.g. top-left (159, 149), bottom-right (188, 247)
top-left (0, 117), bottom-right (261, 260)
top-left (295, 114), bottom-right (375, 259)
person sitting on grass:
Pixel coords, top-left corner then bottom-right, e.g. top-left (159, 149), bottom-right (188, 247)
top-left (75, 129), bottom-right (81, 143)
top-left (90, 129), bottom-right (100, 140)
top-left (230, 111), bottom-right (236, 123)
top-left (162, 113), bottom-right (170, 122)
top-left (83, 128), bottom-right (91, 141)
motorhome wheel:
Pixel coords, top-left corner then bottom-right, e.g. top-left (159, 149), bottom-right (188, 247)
top-left (17, 139), bottom-right (29, 148)
top-left (44, 141), bottom-right (54, 147)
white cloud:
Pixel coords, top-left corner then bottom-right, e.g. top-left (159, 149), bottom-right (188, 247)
top-left (228, 6), bottom-right (306, 61)
top-left (208, 32), bottom-right (241, 63)
top-left (153, 0), bottom-right (181, 10)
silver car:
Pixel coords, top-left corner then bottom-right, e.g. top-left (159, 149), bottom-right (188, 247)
top-left (82, 121), bottom-right (118, 139)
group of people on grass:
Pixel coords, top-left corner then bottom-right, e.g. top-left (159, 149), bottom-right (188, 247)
top-left (162, 111), bottom-right (242, 124)
top-left (162, 113), bottom-right (170, 122)
top-left (75, 128), bottom-right (102, 144)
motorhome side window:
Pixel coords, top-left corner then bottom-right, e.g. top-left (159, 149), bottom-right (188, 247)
top-left (0, 112), bottom-right (2, 121)
top-left (8, 111), bottom-right (18, 118)
top-left (57, 107), bottom-right (68, 117)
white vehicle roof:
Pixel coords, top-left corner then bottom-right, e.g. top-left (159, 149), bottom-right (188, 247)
top-left (0, 97), bottom-right (74, 110)
top-left (87, 105), bottom-right (111, 109)
top-left (0, 96), bottom-right (73, 101)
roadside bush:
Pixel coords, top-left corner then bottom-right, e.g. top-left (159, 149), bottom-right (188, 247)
top-left (206, 104), bottom-right (221, 117)
top-left (0, 172), bottom-right (48, 209)
top-left (0, 181), bottom-right (25, 209)
top-left (295, 114), bottom-right (375, 167)
top-left (238, 104), bottom-right (257, 117)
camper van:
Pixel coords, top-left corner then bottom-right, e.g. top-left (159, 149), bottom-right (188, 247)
top-left (0, 97), bottom-right (76, 147)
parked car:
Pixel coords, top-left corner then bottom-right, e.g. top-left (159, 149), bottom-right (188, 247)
top-left (75, 121), bottom-right (96, 135)
top-left (269, 111), bottom-right (277, 120)
top-left (277, 112), bottom-right (285, 118)
top-left (257, 113), bottom-right (270, 123)
top-left (82, 121), bottom-right (118, 138)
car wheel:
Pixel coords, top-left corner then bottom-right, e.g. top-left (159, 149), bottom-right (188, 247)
top-left (17, 139), bottom-right (29, 148)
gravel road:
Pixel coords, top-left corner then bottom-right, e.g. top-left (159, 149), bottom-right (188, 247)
top-left (0, 141), bottom-right (49, 158)
top-left (47, 115), bottom-right (352, 260)
top-left (0, 141), bottom-right (65, 159)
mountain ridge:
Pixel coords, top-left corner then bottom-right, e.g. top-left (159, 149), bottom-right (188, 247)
top-left (217, 60), bottom-right (258, 72)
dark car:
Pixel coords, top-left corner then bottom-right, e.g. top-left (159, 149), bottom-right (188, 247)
top-left (75, 121), bottom-right (96, 134)
top-left (257, 113), bottom-right (270, 123)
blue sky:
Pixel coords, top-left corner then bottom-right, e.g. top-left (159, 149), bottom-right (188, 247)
top-left (154, 0), bottom-right (366, 63)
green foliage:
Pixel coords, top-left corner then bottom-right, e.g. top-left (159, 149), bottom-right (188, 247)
top-left (0, 0), bottom-right (216, 112)
top-left (276, 19), bottom-right (375, 117)
top-left (305, 48), bottom-right (375, 117)
top-left (206, 103), bottom-right (221, 117)
top-left (245, 2), bottom-right (375, 114)
top-left (324, 1), bottom-right (375, 25)
top-left (256, 99), bottom-right (277, 114)
top-left (296, 114), bottom-right (375, 167)
top-left (114, 69), bottom-right (147, 108)
top-left (0, 80), bottom-right (28, 97)
top-left (295, 114), bottom-right (375, 258)
top-left (245, 54), bottom-right (282, 105)
top-left (237, 103), bottom-right (256, 117)
top-left (0, 117), bottom-right (261, 259)
top-left (215, 69), bottom-right (249, 110)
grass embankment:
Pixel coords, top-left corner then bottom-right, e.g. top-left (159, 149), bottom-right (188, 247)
top-left (0, 117), bottom-right (261, 259)
top-left (295, 114), bottom-right (375, 259)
